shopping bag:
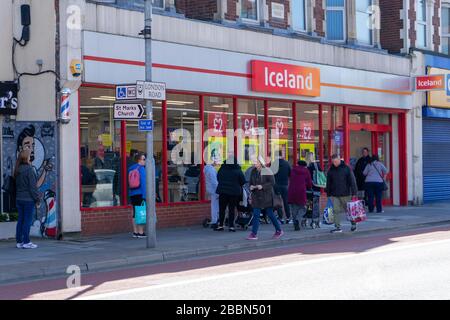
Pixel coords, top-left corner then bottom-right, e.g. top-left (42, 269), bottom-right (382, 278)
top-left (323, 198), bottom-right (334, 225)
top-left (346, 199), bottom-right (367, 223)
top-left (313, 163), bottom-right (327, 188)
top-left (134, 201), bottom-right (147, 225)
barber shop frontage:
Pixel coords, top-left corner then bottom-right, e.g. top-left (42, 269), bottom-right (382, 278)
top-left (74, 31), bottom-right (411, 235)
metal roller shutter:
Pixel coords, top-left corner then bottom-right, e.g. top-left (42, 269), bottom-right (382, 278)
top-left (423, 119), bottom-right (450, 202)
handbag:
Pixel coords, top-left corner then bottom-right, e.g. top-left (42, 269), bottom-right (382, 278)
top-left (372, 162), bottom-right (388, 191)
top-left (272, 190), bottom-right (284, 210)
top-left (134, 201), bottom-right (147, 225)
top-left (313, 162), bottom-right (327, 188)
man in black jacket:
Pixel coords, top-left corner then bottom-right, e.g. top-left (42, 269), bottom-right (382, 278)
top-left (326, 154), bottom-right (358, 233)
top-left (274, 151), bottom-right (291, 223)
top-left (354, 147), bottom-right (371, 202)
top-left (215, 157), bottom-right (246, 232)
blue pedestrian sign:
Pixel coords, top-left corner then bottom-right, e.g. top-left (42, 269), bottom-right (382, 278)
top-left (139, 119), bottom-right (153, 132)
top-left (116, 85), bottom-right (137, 100)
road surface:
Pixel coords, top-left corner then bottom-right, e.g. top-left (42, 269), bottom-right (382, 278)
top-left (1, 225), bottom-right (450, 300)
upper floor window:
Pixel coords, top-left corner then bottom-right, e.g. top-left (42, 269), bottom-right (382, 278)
top-left (292, 0), bottom-right (307, 32)
top-left (443, 4), bottom-right (450, 54)
top-left (416, 0), bottom-right (427, 48)
top-left (326, 0), bottom-right (346, 41)
top-left (241, 0), bottom-right (259, 21)
top-left (356, 0), bottom-right (373, 45)
top-left (152, 0), bottom-right (164, 9)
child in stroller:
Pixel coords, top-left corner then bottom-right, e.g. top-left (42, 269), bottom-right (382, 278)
top-left (300, 190), bottom-right (321, 229)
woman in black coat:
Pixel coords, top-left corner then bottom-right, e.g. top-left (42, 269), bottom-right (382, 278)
top-left (215, 158), bottom-right (246, 232)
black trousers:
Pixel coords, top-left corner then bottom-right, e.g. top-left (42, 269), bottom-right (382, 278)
top-left (218, 194), bottom-right (240, 228)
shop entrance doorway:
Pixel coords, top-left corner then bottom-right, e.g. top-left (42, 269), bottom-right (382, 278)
top-left (349, 116), bottom-right (393, 206)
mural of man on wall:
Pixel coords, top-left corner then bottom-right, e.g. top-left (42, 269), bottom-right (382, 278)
top-left (2, 122), bottom-right (58, 239)
top-left (16, 125), bottom-right (53, 189)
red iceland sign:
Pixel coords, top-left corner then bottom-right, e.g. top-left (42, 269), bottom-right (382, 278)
top-left (251, 60), bottom-right (321, 97)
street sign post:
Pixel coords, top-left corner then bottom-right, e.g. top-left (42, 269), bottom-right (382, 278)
top-left (116, 85), bottom-right (138, 100)
top-left (142, 0), bottom-right (157, 249)
top-left (113, 103), bottom-right (144, 119)
top-left (136, 81), bottom-right (166, 100)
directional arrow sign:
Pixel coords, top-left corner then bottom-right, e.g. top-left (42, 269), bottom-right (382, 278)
top-left (114, 103), bottom-right (145, 119)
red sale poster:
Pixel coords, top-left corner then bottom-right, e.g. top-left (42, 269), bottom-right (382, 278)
top-left (241, 115), bottom-right (257, 136)
top-left (298, 121), bottom-right (314, 141)
top-left (208, 112), bottom-right (227, 137)
top-left (272, 117), bottom-right (288, 139)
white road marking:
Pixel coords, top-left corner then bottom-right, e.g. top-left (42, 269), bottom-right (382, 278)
top-left (76, 237), bottom-right (450, 300)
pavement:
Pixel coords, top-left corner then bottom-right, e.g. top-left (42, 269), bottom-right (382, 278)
top-left (1, 201), bottom-right (450, 285)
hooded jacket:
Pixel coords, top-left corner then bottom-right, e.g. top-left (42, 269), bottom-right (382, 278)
top-left (288, 165), bottom-right (313, 206)
top-left (216, 161), bottom-right (246, 196)
top-left (15, 164), bottom-right (40, 202)
top-left (326, 161), bottom-right (357, 197)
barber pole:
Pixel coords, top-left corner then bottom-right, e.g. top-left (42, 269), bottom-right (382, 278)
top-left (42, 190), bottom-right (57, 238)
top-left (60, 88), bottom-right (71, 123)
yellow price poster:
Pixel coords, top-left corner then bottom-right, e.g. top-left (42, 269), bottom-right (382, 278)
top-left (126, 141), bottom-right (132, 154)
top-left (299, 143), bottom-right (315, 160)
top-left (271, 139), bottom-right (288, 161)
top-left (207, 136), bottom-right (227, 165)
top-left (240, 138), bottom-right (259, 173)
top-left (101, 134), bottom-right (112, 147)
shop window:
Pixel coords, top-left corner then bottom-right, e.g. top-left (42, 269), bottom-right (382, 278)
top-left (350, 112), bottom-right (375, 124)
top-left (80, 87), bottom-right (123, 208)
top-left (241, 0), bottom-right (259, 21)
top-left (267, 101), bottom-right (293, 166)
top-left (237, 99), bottom-right (265, 173)
top-left (296, 103), bottom-right (320, 164)
top-left (166, 94), bottom-right (201, 203)
top-left (292, 0), bottom-right (307, 32)
top-left (322, 105), bottom-right (343, 171)
top-left (442, 4), bottom-right (450, 55)
top-left (326, 0), bottom-right (346, 42)
top-left (356, 0), bottom-right (373, 45)
top-left (203, 96), bottom-right (234, 165)
top-left (125, 106), bottom-right (164, 203)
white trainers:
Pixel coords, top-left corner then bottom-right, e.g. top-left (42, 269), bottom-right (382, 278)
top-left (22, 242), bottom-right (38, 249)
top-left (16, 243), bottom-right (23, 249)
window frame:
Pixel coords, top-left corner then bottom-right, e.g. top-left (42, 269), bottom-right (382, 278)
top-left (442, 3), bottom-right (450, 54)
top-left (416, 0), bottom-right (428, 49)
top-left (291, 0), bottom-right (307, 32)
top-left (151, 0), bottom-right (165, 10)
top-left (356, 0), bottom-right (374, 46)
top-left (240, 0), bottom-right (260, 23)
top-left (325, 1), bottom-right (347, 42)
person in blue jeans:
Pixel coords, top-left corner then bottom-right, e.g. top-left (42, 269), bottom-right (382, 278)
top-left (15, 149), bottom-right (41, 249)
top-left (128, 152), bottom-right (147, 239)
top-left (363, 154), bottom-right (388, 213)
top-left (247, 156), bottom-right (283, 240)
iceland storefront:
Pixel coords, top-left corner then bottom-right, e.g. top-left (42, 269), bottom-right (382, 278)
top-left (77, 31), bottom-right (411, 235)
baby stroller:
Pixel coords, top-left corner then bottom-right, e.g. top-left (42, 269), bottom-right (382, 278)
top-left (236, 187), bottom-right (253, 230)
top-left (301, 191), bottom-right (321, 229)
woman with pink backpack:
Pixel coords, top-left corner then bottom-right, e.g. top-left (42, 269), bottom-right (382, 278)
top-left (128, 152), bottom-right (147, 238)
